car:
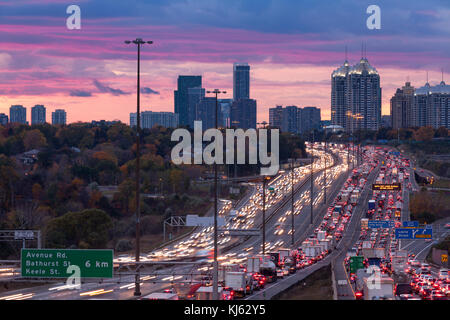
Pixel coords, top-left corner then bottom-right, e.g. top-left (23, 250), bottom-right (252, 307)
top-left (276, 269), bottom-right (284, 279)
top-left (445, 222), bottom-right (450, 229)
top-left (430, 290), bottom-right (447, 300)
top-left (398, 294), bottom-right (414, 300)
top-left (222, 287), bottom-right (235, 300)
top-left (439, 268), bottom-right (449, 280)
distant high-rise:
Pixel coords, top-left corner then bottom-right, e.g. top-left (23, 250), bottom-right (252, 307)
top-left (174, 76), bottom-right (202, 127)
top-left (233, 63), bottom-right (250, 101)
top-left (381, 115), bottom-right (392, 128)
top-left (0, 113), bottom-right (8, 126)
top-left (230, 98), bottom-right (257, 130)
top-left (269, 106), bottom-right (284, 129)
top-left (130, 111), bottom-right (179, 129)
top-left (300, 106), bottom-right (321, 133)
top-left (331, 56), bottom-right (381, 132)
top-left (196, 97), bottom-right (219, 130)
top-left (10, 105), bottom-right (27, 124)
top-left (187, 87), bottom-right (205, 128)
top-left (31, 105), bottom-right (46, 125)
top-left (282, 106), bottom-right (300, 134)
top-left (390, 82), bottom-right (414, 129)
top-left (414, 80), bottom-right (450, 129)
top-left (218, 99), bottom-right (233, 128)
top-left (331, 60), bottom-right (350, 129)
top-left (52, 109), bottom-right (67, 125)
top-left (346, 58), bottom-right (381, 132)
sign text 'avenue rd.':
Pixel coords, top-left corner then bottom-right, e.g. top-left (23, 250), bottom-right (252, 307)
top-left (21, 249), bottom-right (113, 278)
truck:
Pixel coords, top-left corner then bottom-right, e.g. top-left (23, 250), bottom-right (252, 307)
top-left (362, 248), bottom-right (385, 260)
top-left (225, 272), bottom-right (248, 298)
top-left (195, 286), bottom-right (224, 300)
top-left (219, 263), bottom-right (240, 282)
top-left (141, 292), bottom-right (179, 300)
top-left (259, 260), bottom-right (277, 283)
top-left (368, 200), bottom-right (376, 210)
top-left (246, 257), bottom-right (262, 274)
top-left (268, 252), bottom-right (280, 267)
top-left (391, 250), bottom-right (407, 274)
top-left (350, 194), bottom-right (358, 206)
top-left (363, 276), bottom-right (394, 300)
top-left (361, 218), bottom-right (369, 230)
top-left (278, 249), bottom-right (291, 263)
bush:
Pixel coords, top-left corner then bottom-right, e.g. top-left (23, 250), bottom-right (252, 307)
top-left (115, 239), bottom-right (133, 252)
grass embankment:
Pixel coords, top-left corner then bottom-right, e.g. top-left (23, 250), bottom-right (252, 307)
top-left (426, 236), bottom-right (450, 265)
top-left (409, 190), bottom-right (450, 224)
top-left (272, 265), bottom-right (333, 300)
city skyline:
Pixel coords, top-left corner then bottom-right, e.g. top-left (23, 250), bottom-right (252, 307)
top-left (0, 1), bottom-right (449, 124)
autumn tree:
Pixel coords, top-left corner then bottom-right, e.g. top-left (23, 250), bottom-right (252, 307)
top-left (23, 129), bottom-right (47, 150)
top-left (414, 126), bottom-right (435, 142)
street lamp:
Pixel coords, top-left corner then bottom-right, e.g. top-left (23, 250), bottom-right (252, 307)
top-left (206, 89), bottom-right (226, 300)
top-left (262, 176), bottom-right (271, 255)
top-left (290, 158), bottom-right (295, 246)
top-left (124, 38), bottom-right (153, 297)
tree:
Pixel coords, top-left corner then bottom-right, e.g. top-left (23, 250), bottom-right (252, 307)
top-left (23, 129), bottom-right (47, 150)
top-left (435, 126), bottom-right (448, 138)
top-left (414, 126), bottom-right (435, 142)
top-left (45, 209), bottom-right (112, 248)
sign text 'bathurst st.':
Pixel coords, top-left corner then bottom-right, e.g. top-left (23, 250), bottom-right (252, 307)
top-left (21, 249), bottom-right (113, 278)
top-left (372, 183), bottom-right (402, 191)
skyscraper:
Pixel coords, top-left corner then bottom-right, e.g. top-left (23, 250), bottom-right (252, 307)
top-left (282, 106), bottom-right (300, 134)
top-left (233, 63), bottom-right (250, 101)
top-left (390, 82), bottom-right (414, 129)
top-left (346, 58), bottom-right (381, 132)
top-left (414, 80), bottom-right (450, 129)
top-left (218, 99), bottom-right (233, 128)
top-left (331, 60), bottom-right (350, 129)
top-left (52, 109), bottom-right (67, 125)
top-left (174, 75), bottom-right (202, 127)
top-left (331, 56), bottom-right (381, 132)
top-left (187, 87), bottom-right (205, 128)
top-left (31, 105), bottom-right (46, 125)
top-left (0, 113), bottom-right (8, 126)
top-left (196, 97), bottom-right (219, 130)
top-left (9, 105), bottom-right (27, 124)
top-left (230, 99), bottom-right (257, 130)
top-left (300, 106), bottom-right (321, 134)
top-left (269, 106), bottom-right (284, 129)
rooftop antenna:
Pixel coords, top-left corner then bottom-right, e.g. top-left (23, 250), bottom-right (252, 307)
top-left (406, 75), bottom-right (410, 83)
top-left (426, 71), bottom-right (429, 85)
top-left (345, 45), bottom-right (348, 61)
top-left (442, 68), bottom-right (444, 83)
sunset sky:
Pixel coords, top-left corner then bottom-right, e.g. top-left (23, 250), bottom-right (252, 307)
top-left (0, 0), bottom-right (449, 124)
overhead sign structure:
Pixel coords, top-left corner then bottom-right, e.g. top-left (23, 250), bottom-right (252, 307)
top-left (402, 221), bottom-right (419, 228)
top-left (372, 183), bottom-right (402, 191)
top-left (14, 230), bottom-right (35, 240)
top-left (186, 215), bottom-right (226, 227)
top-left (21, 249), bottom-right (113, 278)
top-left (349, 256), bottom-right (365, 274)
top-left (368, 220), bottom-right (395, 229)
top-left (395, 228), bottom-right (433, 240)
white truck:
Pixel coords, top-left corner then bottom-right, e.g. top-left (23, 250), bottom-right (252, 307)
top-left (141, 292), bottom-right (179, 300)
top-left (195, 286), bottom-right (223, 300)
top-left (278, 248), bottom-right (291, 263)
top-left (392, 250), bottom-right (408, 274)
top-left (219, 263), bottom-right (240, 283)
top-left (246, 256), bottom-right (262, 274)
top-left (363, 276), bottom-right (394, 300)
top-left (225, 272), bottom-right (248, 298)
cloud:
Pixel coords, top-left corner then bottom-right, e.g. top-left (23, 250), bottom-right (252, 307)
top-left (140, 87), bottom-right (160, 95)
top-left (93, 79), bottom-right (130, 96)
top-left (70, 90), bottom-right (92, 97)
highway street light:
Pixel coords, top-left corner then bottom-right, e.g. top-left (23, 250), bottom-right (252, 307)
top-left (206, 89), bottom-right (226, 300)
top-left (124, 38), bottom-right (153, 297)
top-left (262, 176), bottom-right (271, 255)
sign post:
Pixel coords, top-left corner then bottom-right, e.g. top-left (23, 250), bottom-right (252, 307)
top-left (21, 249), bottom-right (113, 278)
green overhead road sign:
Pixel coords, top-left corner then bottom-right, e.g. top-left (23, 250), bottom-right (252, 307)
top-left (21, 249), bottom-right (113, 278)
top-left (349, 256), bottom-right (364, 274)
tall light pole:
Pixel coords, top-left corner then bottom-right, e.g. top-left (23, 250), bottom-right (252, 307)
top-left (262, 176), bottom-right (271, 254)
top-left (323, 133), bottom-right (327, 205)
top-left (310, 131), bottom-right (314, 225)
top-left (125, 38), bottom-right (153, 297)
top-left (290, 158), bottom-right (295, 246)
top-left (206, 89), bottom-right (226, 300)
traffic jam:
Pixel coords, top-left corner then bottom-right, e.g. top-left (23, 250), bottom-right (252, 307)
top-left (344, 148), bottom-right (449, 300)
